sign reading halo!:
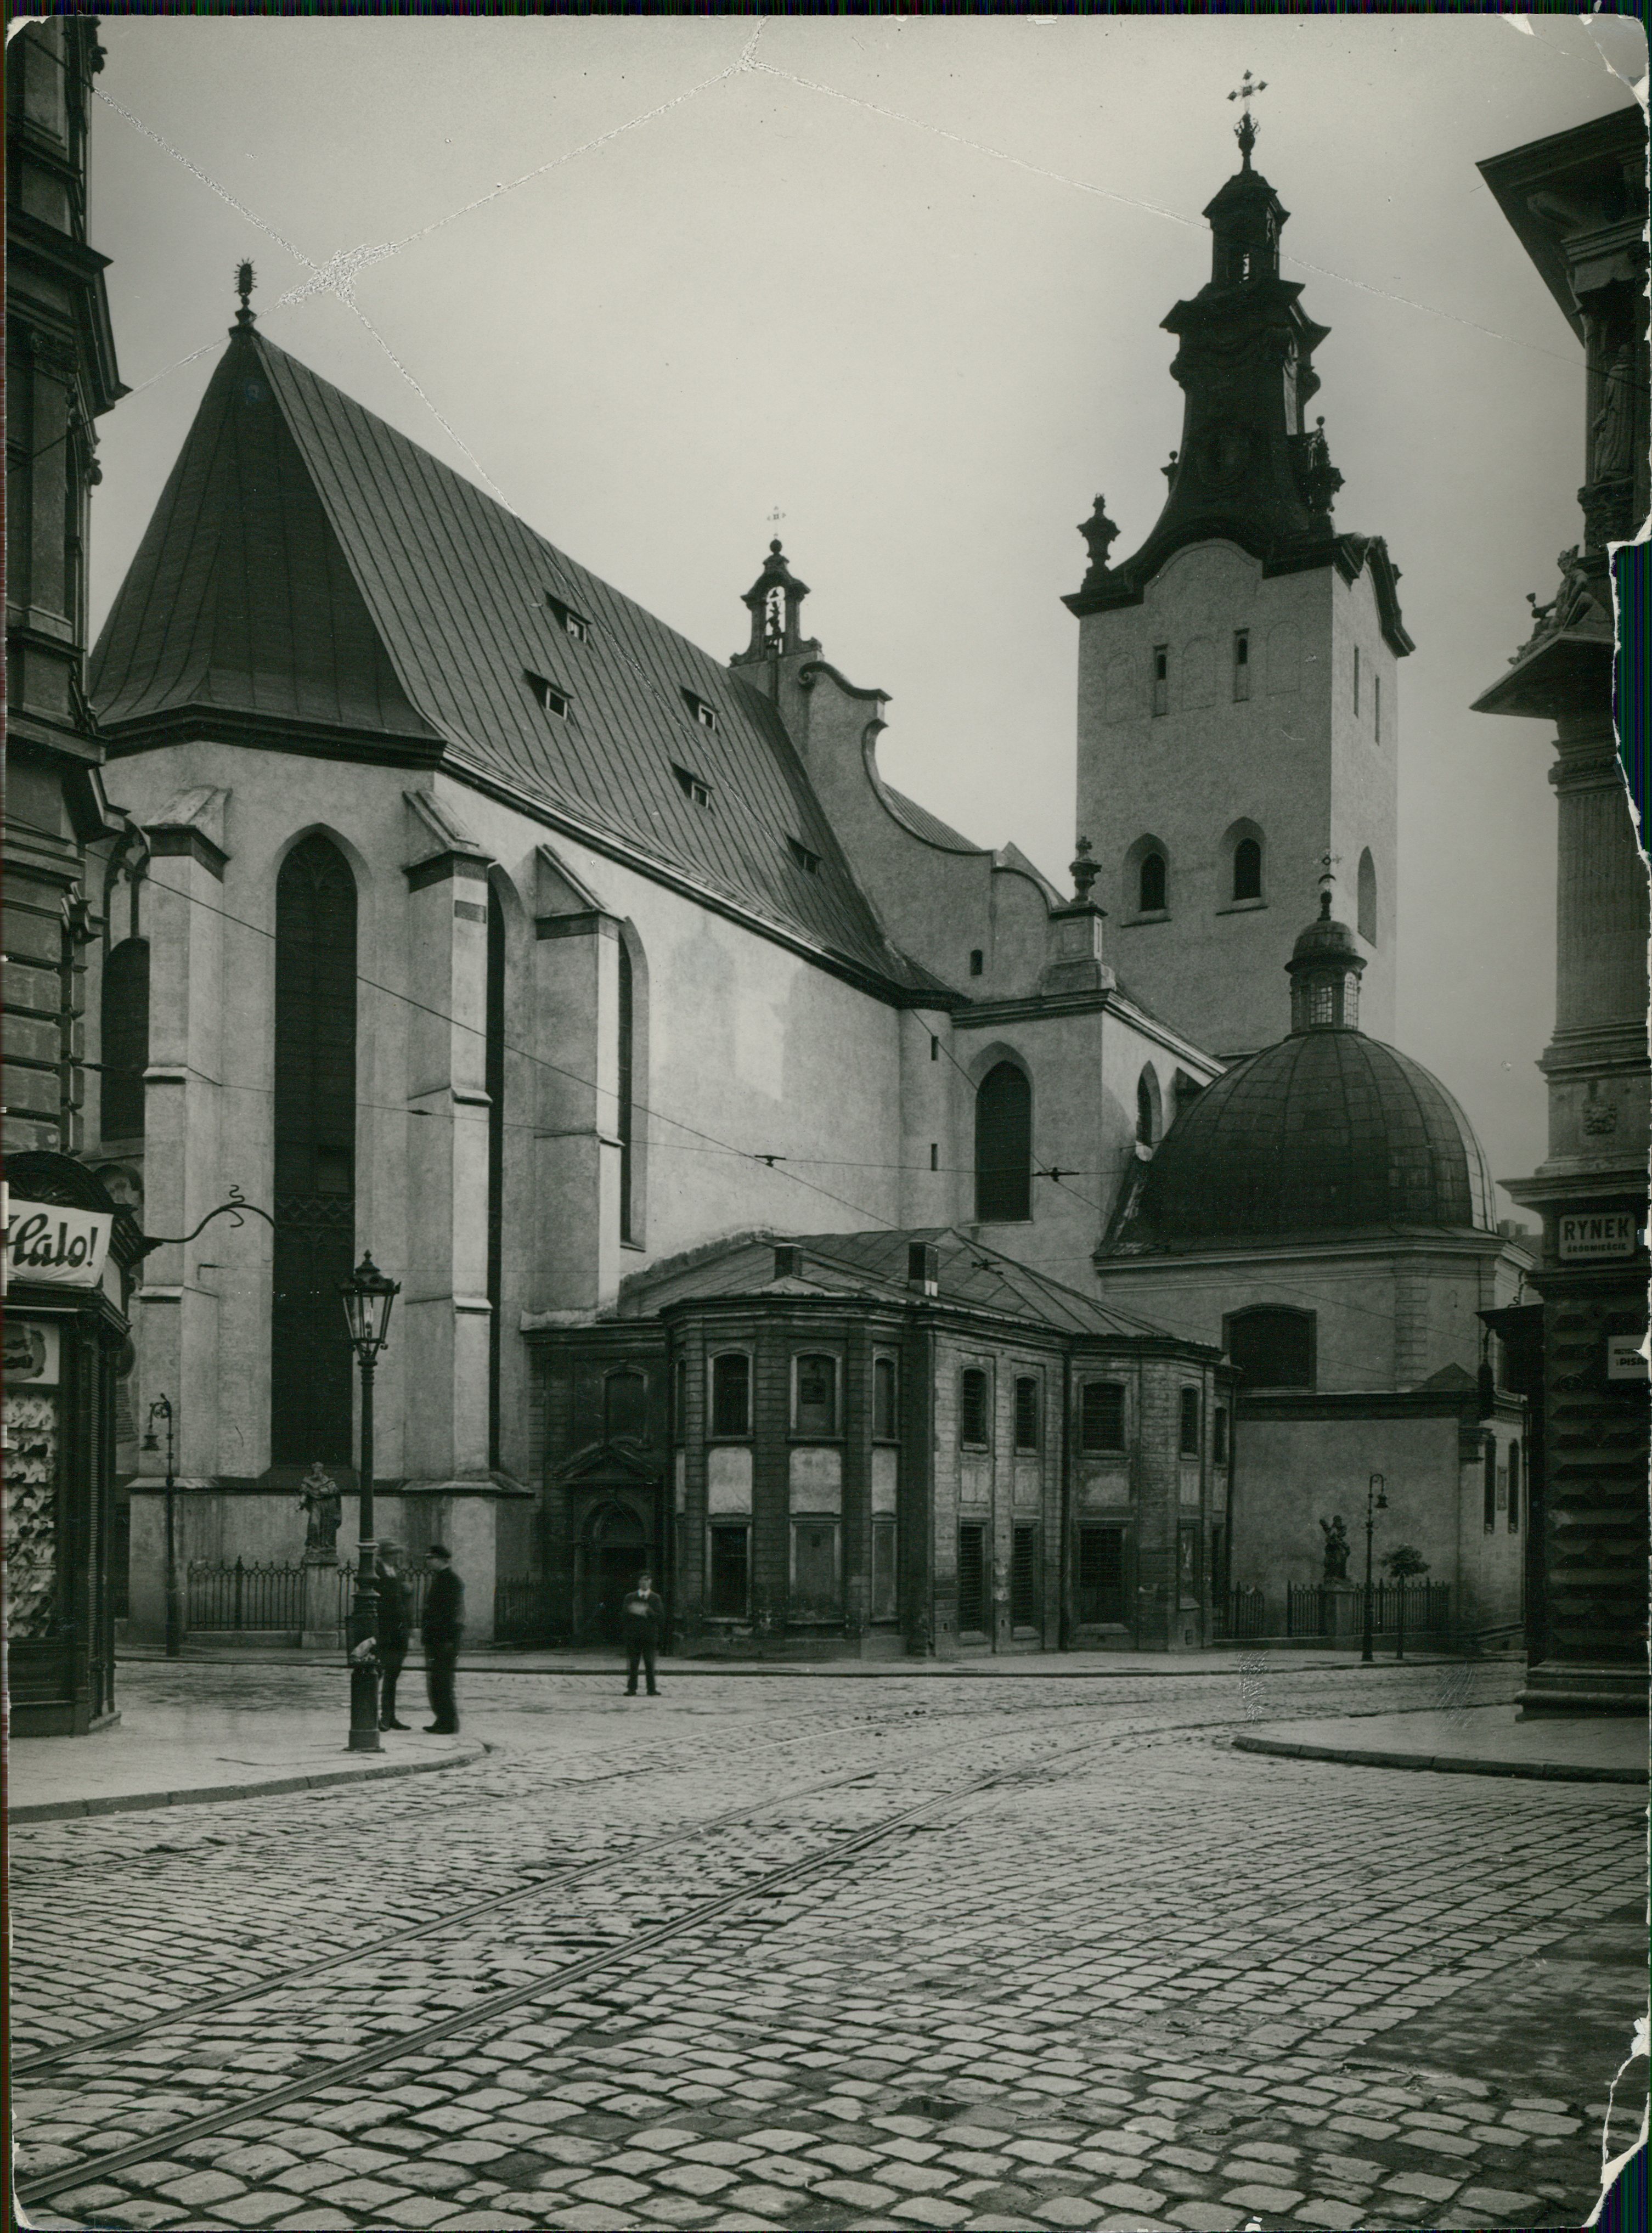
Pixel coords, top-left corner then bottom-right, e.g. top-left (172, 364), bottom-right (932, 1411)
top-left (5, 1199), bottom-right (114, 1289)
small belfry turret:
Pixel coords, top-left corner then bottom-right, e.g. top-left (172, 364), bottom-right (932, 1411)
top-left (731, 539), bottom-right (814, 666)
top-left (1284, 879), bottom-right (1366, 1034)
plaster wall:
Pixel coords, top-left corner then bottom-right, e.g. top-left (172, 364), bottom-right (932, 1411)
top-left (1075, 542), bottom-right (1397, 1057)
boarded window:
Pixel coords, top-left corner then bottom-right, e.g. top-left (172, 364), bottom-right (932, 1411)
top-left (708, 1524), bottom-right (749, 1617)
top-left (711, 1352), bottom-right (750, 1437)
top-left (1138, 851), bottom-right (1167, 913)
top-left (1011, 1525), bottom-right (1039, 1627)
top-left (794, 1353), bottom-right (837, 1436)
top-left (1225, 1307), bottom-right (1315, 1389)
top-left (871, 1516), bottom-right (898, 1621)
top-left (100, 937), bottom-right (149, 1140)
top-left (1014, 1375), bottom-right (1040, 1452)
top-left (1078, 1525), bottom-right (1125, 1625)
top-left (975, 1062), bottom-right (1031, 1221)
top-left (957, 1522), bottom-right (988, 1633)
top-left (605, 1368), bottom-right (647, 1443)
top-left (1080, 1380), bottom-right (1125, 1453)
top-left (271, 836), bottom-right (357, 1468)
top-left (791, 1519), bottom-right (840, 1616)
top-left (1180, 1388), bottom-right (1200, 1457)
top-left (960, 1367), bottom-right (989, 1447)
top-left (1232, 837), bottom-right (1262, 902)
top-left (873, 1355), bottom-right (898, 1441)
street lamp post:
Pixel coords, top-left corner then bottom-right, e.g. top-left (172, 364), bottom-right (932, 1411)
top-left (140, 1397), bottom-right (181, 1659)
top-left (339, 1251), bottom-right (401, 1752)
top-left (1360, 1470), bottom-right (1389, 1666)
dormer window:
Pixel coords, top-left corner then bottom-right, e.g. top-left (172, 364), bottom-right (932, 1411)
top-left (787, 838), bottom-right (820, 875)
top-left (526, 671), bottom-right (570, 718)
top-left (545, 595), bottom-right (590, 642)
top-left (673, 765), bottom-right (713, 810)
top-left (681, 689), bottom-right (719, 732)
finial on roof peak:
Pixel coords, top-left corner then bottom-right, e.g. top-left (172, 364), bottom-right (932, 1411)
top-left (1227, 70), bottom-right (1267, 170)
top-left (233, 260), bottom-right (257, 334)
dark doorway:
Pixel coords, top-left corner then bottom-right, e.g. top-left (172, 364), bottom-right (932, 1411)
top-left (578, 1503), bottom-right (650, 1644)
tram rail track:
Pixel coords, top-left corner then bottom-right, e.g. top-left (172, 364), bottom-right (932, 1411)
top-left (14, 1713), bottom-right (1238, 2211)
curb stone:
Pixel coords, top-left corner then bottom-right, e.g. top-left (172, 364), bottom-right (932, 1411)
top-left (11, 1737), bottom-right (490, 1823)
top-left (1231, 1732), bottom-right (1645, 1784)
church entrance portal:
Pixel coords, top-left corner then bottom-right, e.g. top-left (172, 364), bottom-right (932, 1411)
top-left (576, 1501), bottom-right (653, 1645)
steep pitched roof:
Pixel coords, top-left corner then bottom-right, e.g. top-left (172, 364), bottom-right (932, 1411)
top-left (613, 1225), bottom-right (1188, 1344)
top-left (91, 326), bottom-right (940, 995)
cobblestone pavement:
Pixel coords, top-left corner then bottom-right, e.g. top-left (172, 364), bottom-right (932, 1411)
top-left (13, 1659), bottom-right (1644, 2233)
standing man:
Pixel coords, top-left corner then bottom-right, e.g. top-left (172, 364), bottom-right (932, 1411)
top-left (621, 1571), bottom-right (665, 1699)
top-left (376, 1546), bottom-right (411, 1731)
top-left (422, 1543), bottom-right (464, 1734)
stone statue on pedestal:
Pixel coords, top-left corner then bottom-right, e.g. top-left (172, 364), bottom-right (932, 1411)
top-left (1320, 1514), bottom-right (1351, 1583)
top-left (297, 1462), bottom-right (342, 1558)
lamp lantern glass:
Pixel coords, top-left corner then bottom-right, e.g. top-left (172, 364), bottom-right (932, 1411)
top-left (339, 1251), bottom-right (400, 1362)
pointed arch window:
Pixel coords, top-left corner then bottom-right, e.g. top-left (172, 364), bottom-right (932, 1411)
top-left (1232, 838), bottom-right (1262, 903)
top-left (975, 1062), bottom-right (1031, 1222)
top-left (486, 883), bottom-right (507, 1469)
top-left (1357, 849), bottom-right (1378, 946)
top-left (1138, 852), bottom-right (1167, 915)
top-left (617, 939), bottom-right (635, 1243)
top-left (1136, 1068), bottom-right (1160, 1146)
top-left (100, 938), bottom-right (149, 1141)
top-left (271, 836), bottom-right (358, 1468)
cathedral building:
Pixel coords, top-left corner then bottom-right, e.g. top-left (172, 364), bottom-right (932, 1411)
top-left (83, 111), bottom-right (1532, 1657)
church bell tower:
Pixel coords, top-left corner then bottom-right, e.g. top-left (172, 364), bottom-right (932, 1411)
top-left (1068, 84), bottom-right (1411, 1060)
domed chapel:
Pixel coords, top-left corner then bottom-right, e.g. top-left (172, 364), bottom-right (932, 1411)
top-left (84, 101), bottom-right (1530, 1659)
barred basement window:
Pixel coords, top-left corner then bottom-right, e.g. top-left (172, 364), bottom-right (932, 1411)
top-left (1080, 1380), bottom-right (1125, 1453)
top-left (711, 1351), bottom-right (751, 1437)
top-left (957, 1522), bottom-right (988, 1633)
top-left (1014, 1375), bottom-right (1040, 1452)
top-left (960, 1367), bottom-right (989, 1448)
top-left (1179, 1388), bottom-right (1200, 1457)
top-left (708, 1524), bottom-right (749, 1617)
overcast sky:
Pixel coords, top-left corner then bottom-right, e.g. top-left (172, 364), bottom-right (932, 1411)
top-left (82, 13), bottom-right (1647, 1204)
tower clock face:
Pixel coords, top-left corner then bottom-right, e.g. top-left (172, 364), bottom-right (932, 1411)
top-left (1198, 427), bottom-right (1250, 488)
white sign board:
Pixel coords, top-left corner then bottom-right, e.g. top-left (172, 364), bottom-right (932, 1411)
top-left (5, 1199), bottom-right (114, 1289)
top-left (1558, 1212), bottom-right (1640, 1262)
top-left (1606, 1334), bottom-right (1649, 1382)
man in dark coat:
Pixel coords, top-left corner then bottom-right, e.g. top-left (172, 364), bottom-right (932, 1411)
top-left (621, 1570), bottom-right (665, 1698)
top-left (422, 1543), bottom-right (464, 1733)
top-left (376, 1546), bottom-right (411, 1730)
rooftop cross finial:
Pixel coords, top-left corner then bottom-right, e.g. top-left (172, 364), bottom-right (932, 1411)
top-left (1317, 850), bottom-right (1341, 916)
top-left (1227, 70), bottom-right (1267, 168)
top-left (234, 259), bottom-right (256, 331)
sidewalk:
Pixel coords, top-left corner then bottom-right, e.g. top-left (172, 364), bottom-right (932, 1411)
top-left (8, 1696), bottom-right (484, 1823)
top-left (122, 1641), bottom-right (1482, 1677)
top-left (1234, 1702), bottom-right (1648, 1783)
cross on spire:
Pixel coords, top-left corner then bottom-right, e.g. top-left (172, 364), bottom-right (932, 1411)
top-left (1317, 850), bottom-right (1341, 917)
top-left (1227, 70), bottom-right (1267, 168)
top-left (234, 259), bottom-right (256, 331)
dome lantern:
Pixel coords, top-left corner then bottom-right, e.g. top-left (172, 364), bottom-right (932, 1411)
top-left (1285, 884), bottom-right (1366, 1034)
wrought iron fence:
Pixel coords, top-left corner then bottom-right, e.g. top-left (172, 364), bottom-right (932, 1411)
top-left (187, 1559), bottom-right (305, 1632)
top-left (1287, 1581), bottom-right (1452, 1638)
top-left (495, 1576), bottom-right (554, 1644)
top-left (1212, 1586), bottom-right (1268, 1640)
top-left (334, 1565), bottom-right (431, 1627)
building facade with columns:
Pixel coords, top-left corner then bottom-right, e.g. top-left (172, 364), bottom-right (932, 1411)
top-left (83, 112), bottom-right (1542, 1658)
top-left (1473, 105), bottom-right (1650, 1715)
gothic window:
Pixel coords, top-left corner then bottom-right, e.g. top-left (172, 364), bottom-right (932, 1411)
top-left (1151, 645), bottom-right (1169, 717)
top-left (974, 1062), bottom-right (1032, 1221)
top-left (1138, 852), bottom-right (1167, 914)
top-left (1232, 837), bottom-right (1262, 903)
top-left (1508, 1441), bottom-right (1521, 1532)
top-left (271, 836), bottom-right (357, 1468)
top-left (711, 1351), bottom-right (751, 1438)
top-left (1353, 645), bottom-right (1361, 715)
top-left (969, 948), bottom-right (984, 977)
top-left (1232, 629), bottom-right (1251, 701)
top-left (1080, 1380), bottom-right (1126, 1453)
top-left (1136, 1068), bottom-right (1161, 1146)
top-left (1225, 1307), bottom-right (1315, 1390)
top-left (1014, 1375), bottom-right (1040, 1452)
top-left (960, 1367), bottom-right (989, 1448)
top-left (617, 939), bottom-right (635, 1242)
top-left (1357, 849), bottom-right (1378, 945)
top-left (605, 1367), bottom-right (648, 1443)
top-left (1179, 1388), bottom-right (1201, 1457)
top-left (100, 938), bottom-right (149, 1141)
top-left (486, 882), bottom-right (506, 1469)
top-left (793, 1353), bottom-right (838, 1436)
top-left (1374, 675), bottom-right (1382, 742)
top-left (873, 1355), bottom-right (898, 1442)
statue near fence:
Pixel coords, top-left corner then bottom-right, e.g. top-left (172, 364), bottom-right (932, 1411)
top-left (1319, 1513), bottom-right (1351, 1584)
top-left (297, 1462), bottom-right (342, 1557)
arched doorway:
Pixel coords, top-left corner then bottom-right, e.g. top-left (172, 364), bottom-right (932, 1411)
top-left (577, 1500), bottom-right (652, 1644)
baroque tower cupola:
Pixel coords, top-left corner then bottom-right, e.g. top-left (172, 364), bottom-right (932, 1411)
top-left (731, 539), bottom-right (815, 666)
